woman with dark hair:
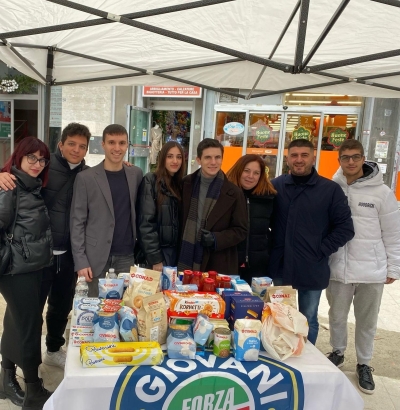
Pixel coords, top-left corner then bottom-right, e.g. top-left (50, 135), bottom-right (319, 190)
top-left (0, 137), bottom-right (53, 409)
top-left (137, 141), bottom-right (185, 270)
top-left (227, 154), bottom-right (276, 284)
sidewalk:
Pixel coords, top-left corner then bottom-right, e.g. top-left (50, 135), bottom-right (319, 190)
top-left (0, 283), bottom-right (399, 409)
top-left (317, 280), bottom-right (400, 410)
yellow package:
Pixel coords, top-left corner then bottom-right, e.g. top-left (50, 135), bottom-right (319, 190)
top-left (80, 341), bottom-right (164, 368)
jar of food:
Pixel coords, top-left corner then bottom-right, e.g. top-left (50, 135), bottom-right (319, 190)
top-left (182, 270), bottom-right (193, 285)
top-left (208, 271), bottom-right (218, 281)
top-left (190, 271), bottom-right (202, 288)
top-left (220, 276), bottom-right (232, 289)
top-left (202, 278), bottom-right (216, 292)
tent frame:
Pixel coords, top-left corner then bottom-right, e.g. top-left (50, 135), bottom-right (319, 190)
top-left (1, 0), bottom-right (400, 143)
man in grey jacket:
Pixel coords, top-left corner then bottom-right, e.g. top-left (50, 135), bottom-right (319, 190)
top-left (327, 139), bottom-right (400, 395)
top-left (70, 124), bottom-right (142, 296)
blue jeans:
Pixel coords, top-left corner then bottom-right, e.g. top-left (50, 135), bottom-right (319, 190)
top-left (298, 289), bottom-right (322, 345)
top-left (88, 253), bottom-right (135, 297)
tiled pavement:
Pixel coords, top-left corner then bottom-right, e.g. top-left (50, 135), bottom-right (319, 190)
top-left (0, 282), bottom-right (399, 409)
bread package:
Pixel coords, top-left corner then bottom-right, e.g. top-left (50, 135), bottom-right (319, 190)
top-left (137, 293), bottom-right (167, 344)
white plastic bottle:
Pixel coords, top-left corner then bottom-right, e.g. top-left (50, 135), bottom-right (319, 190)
top-left (107, 268), bottom-right (117, 279)
top-left (75, 276), bottom-right (89, 297)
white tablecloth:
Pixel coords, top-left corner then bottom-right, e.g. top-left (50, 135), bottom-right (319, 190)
top-left (44, 341), bottom-right (364, 410)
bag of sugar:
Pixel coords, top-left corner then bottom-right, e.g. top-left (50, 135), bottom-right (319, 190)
top-left (233, 319), bottom-right (262, 361)
top-left (93, 311), bottom-right (120, 343)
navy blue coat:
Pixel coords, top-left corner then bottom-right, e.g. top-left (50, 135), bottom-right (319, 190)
top-left (269, 169), bottom-right (354, 290)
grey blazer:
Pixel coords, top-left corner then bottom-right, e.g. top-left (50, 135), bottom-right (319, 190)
top-left (70, 161), bottom-right (143, 276)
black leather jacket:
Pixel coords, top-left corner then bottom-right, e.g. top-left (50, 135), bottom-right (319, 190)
top-left (41, 148), bottom-right (87, 251)
top-left (0, 167), bottom-right (53, 275)
top-left (137, 172), bottom-right (180, 265)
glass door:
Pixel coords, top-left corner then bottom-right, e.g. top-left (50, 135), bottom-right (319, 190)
top-left (245, 112), bottom-right (283, 179)
top-left (0, 100), bottom-right (13, 169)
top-left (128, 106), bottom-right (151, 174)
top-left (279, 113), bottom-right (323, 175)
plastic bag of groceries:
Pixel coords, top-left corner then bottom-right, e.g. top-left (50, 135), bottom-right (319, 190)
top-left (261, 302), bottom-right (308, 361)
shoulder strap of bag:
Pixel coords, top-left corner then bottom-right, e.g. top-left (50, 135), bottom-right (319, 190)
top-left (6, 185), bottom-right (20, 243)
top-left (46, 173), bottom-right (75, 212)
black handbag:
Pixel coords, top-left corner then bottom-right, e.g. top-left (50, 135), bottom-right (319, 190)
top-left (0, 186), bottom-right (20, 275)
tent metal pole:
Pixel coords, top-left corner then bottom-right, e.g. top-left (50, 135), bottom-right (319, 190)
top-left (306, 48), bottom-right (400, 72)
top-left (1, 40), bottom-right (46, 83)
top-left (156, 58), bottom-right (242, 73)
top-left (0, 43), bottom-right (48, 50)
top-left (46, 0), bottom-right (293, 73)
top-left (55, 73), bottom-right (146, 85)
top-left (358, 71), bottom-right (400, 80)
top-left (293, 0), bottom-right (310, 73)
top-left (246, 0), bottom-right (301, 100)
top-left (55, 47), bottom-right (147, 73)
top-left (43, 47), bottom-right (54, 146)
top-left (370, 0), bottom-right (400, 7)
top-left (250, 79), bottom-right (348, 98)
top-left (0, 0), bottom-right (234, 40)
top-left (301, 0), bottom-right (350, 69)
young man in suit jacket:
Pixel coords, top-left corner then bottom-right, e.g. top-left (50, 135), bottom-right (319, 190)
top-left (70, 124), bottom-right (143, 297)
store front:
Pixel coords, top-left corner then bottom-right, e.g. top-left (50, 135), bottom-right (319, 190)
top-left (129, 86), bottom-right (203, 175)
top-left (214, 104), bottom-right (361, 180)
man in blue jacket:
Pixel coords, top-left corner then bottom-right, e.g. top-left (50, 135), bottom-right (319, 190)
top-left (269, 139), bottom-right (354, 345)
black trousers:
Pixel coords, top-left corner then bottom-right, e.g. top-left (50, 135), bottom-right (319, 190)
top-left (40, 250), bottom-right (77, 352)
top-left (0, 270), bottom-right (43, 371)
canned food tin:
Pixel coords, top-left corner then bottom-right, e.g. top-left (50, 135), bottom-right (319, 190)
top-left (213, 327), bottom-right (231, 358)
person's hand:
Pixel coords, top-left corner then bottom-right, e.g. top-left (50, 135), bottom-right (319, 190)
top-left (200, 229), bottom-right (215, 248)
top-left (385, 277), bottom-right (396, 284)
top-left (78, 267), bottom-right (93, 282)
top-left (152, 263), bottom-right (163, 272)
top-left (123, 161), bottom-right (133, 167)
top-left (0, 172), bottom-right (16, 191)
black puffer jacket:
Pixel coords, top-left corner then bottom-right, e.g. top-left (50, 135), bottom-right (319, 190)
top-left (0, 167), bottom-right (53, 275)
top-left (41, 148), bottom-right (87, 251)
top-left (137, 172), bottom-right (180, 266)
top-left (238, 190), bottom-right (275, 284)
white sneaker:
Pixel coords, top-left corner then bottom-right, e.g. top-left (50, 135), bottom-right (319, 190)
top-left (42, 348), bottom-right (66, 368)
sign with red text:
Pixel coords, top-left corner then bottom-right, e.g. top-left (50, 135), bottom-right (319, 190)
top-left (143, 86), bottom-right (202, 98)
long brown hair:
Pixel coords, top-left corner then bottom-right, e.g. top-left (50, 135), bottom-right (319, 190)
top-left (226, 154), bottom-right (277, 195)
top-left (155, 141), bottom-right (186, 207)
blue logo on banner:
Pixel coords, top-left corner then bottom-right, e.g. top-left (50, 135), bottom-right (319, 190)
top-left (109, 352), bottom-right (304, 410)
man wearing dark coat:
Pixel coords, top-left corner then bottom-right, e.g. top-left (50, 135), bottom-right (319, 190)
top-left (269, 138), bottom-right (354, 345)
top-left (178, 138), bottom-right (247, 274)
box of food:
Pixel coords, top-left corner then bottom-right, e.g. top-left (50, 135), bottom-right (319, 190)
top-left (229, 295), bottom-right (264, 326)
top-left (72, 333), bottom-right (94, 347)
top-left (164, 291), bottom-right (225, 319)
top-left (251, 277), bottom-right (272, 297)
top-left (222, 291), bottom-right (252, 320)
top-left (80, 342), bottom-right (164, 367)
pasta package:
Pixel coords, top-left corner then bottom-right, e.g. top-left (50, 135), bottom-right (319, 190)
top-left (80, 342), bottom-right (164, 367)
top-left (164, 291), bottom-right (225, 319)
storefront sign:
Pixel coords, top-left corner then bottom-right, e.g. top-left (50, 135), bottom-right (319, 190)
top-left (327, 127), bottom-right (348, 148)
top-left (254, 125), bottom-right (272, 146)
top-left (223, 122), bottom-right (245, 136)
top-left (0, 100), bottom-right (11, 138)
top-left (110, 352), bottom-right (305, 410)
top-left (143, 86), bottom-right (202, 98)
top-left (292, 126), bottom-right (311, 141)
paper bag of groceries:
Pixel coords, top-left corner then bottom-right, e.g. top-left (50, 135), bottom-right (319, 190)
top-left (261, 302), bottom-right (308, 361)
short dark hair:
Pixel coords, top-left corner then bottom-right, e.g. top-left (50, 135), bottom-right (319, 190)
top-left (288, 139), bottom-right (314, 151)
top-left (61, 123), bottom-right (91, 145)
top-left (102, 124), bottom-right (128, 142)
top-left (197, 138), bottom-right (224, 158)
top-left (339, 139), bottom-right (364, 156)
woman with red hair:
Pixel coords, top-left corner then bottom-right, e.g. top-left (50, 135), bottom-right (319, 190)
top-left (227, 154), bottom-right (276, 285)
top-left (0, 137), bottom-right (53, 409)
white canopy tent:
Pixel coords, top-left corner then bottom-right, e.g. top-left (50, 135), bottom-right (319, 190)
top-left (1, 0), bottom-right (400, 139)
